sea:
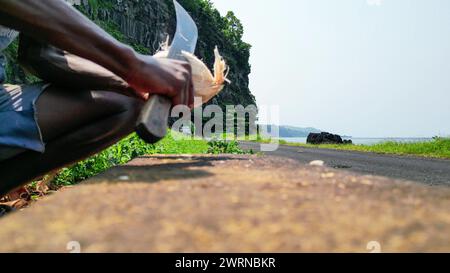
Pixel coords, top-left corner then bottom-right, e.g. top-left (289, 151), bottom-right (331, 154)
top-left (280, 137), bottom-right (433, 145)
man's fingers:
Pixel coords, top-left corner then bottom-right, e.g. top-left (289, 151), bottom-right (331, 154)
top-left (175, 64), bottom-right (192, 108)
top-left (188, 79), bottom-right (194, 109)
top-left (171, 82), bottom-right (187, 107)
top-left (182, 78), bottom-right (188, 106)
top-left (183, 79), bottom-right (190, 106)
top-left (185, 64), bottom-right (193, 107)
top-left (172, 94), bottom-right (183, 107)
top-left (180, 62), bottom-right (192, 106)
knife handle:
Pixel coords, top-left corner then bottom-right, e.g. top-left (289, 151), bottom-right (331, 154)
top-left (136, 95), bottom-right (172, 144)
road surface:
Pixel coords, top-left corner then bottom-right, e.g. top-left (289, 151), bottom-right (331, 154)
top-left (240, 142), bottom-right (450, 186)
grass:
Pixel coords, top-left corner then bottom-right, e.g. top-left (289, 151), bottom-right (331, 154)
top-left (48, 131), bottom-right (246, 188)
top-left (258, 137), bottom-right (450, 159)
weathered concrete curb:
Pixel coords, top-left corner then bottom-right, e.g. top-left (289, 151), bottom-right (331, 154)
top-left (0, 155), bottom-right (449, 252)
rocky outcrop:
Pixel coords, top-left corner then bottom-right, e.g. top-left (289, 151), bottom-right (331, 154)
top-left (307, 132), bottom-right (352, 145)
top-left (79, 0), bottom-right (173, 53)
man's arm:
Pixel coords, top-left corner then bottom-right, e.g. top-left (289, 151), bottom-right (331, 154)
top-left (18, 34), bottom-right (134, 95)
top-left (0, 0), bottom-right (193, 106)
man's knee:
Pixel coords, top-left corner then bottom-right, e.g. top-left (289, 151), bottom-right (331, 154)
top-left (105, 93), bottom-right (143, 135)
top-left (123, 96), bottom-right (144, 119)
top-left (93, 90), bottom-right (143, 119)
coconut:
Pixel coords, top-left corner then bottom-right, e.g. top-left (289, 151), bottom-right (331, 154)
top-left (153, 38), bottom-right (230, 107)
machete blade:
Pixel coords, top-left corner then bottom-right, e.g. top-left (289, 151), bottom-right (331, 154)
top-left (168, 0), bottom-right (199, 59)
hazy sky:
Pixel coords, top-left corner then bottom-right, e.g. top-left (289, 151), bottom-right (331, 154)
top-left (211, 0), bottom-right (450, 137)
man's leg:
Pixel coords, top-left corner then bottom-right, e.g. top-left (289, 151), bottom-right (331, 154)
top-left (0, 86), bottom-right (143, 196)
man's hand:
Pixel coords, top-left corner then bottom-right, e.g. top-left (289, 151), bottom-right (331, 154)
top-left (127, 54), bottom-right (194, 108)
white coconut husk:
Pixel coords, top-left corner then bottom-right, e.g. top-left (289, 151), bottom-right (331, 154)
top-left (153, 37), bottom-right (230, 107)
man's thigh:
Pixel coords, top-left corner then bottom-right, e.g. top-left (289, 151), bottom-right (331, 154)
top-left (35, 86), bottom-right (140, 142)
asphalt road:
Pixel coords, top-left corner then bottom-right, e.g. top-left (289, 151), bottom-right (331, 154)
top-left (239, 142), bottom-right (450, 186)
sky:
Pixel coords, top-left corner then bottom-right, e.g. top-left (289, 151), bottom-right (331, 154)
top-left (211, 0), bottom-right (450, 137)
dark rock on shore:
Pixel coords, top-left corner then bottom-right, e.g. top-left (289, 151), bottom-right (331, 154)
top-left (307, 132), bottom-right (352, 145)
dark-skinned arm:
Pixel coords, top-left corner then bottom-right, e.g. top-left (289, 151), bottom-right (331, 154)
top-left (0, 0), bottom-right (193, 106)
top-left (18, 34), bottom-right (134, 95)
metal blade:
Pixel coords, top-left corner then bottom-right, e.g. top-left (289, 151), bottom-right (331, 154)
top-left (135, 0), bottom-right (199, 144)
top-left (168, 0), bottom-right (198, 60)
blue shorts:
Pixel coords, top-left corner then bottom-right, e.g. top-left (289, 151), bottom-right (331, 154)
top-left (0, 83), bottom-right (47, 161)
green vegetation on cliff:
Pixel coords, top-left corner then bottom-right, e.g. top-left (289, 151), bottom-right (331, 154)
top-left (3, 39), bottom-right (40, 84)
top-left (177, 0), bottom-right (255, 107)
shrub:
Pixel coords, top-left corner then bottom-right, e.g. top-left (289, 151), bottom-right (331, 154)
top-left (207, 139), bottom-right (247, 154)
